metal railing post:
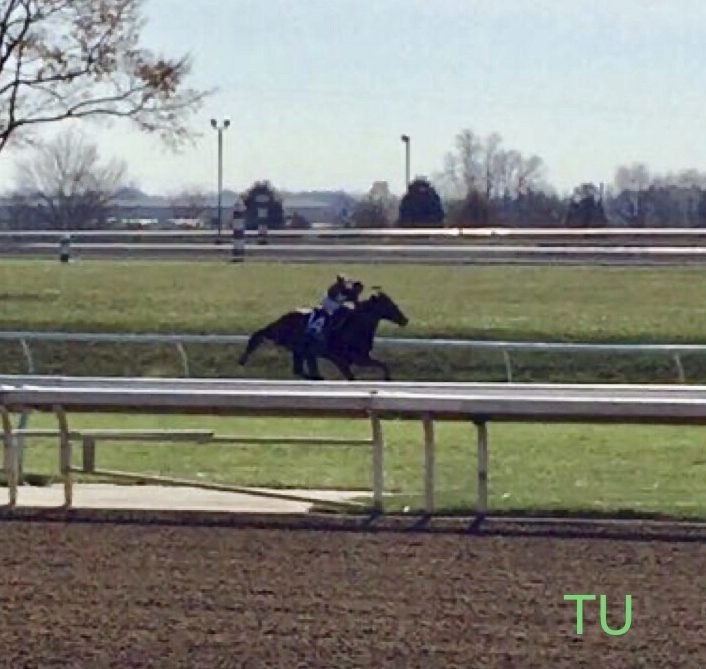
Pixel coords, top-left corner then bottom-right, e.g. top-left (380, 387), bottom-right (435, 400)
top-left (232, 211), bottom-right (245, 262)
top-left (16, 339), bottom-right (36, 485)
top-left (175, 343), bottom-right (190, 377)
top-left (474, 419), bottom-right (489, 517)
top-left (1, 407), bottom-right (18, 507)
top-left (370, 413), bottom-right (384, 513)
top-left (59, 234), bottom-right (71, 263)
top-left (422, 413), bottom-right (435, 514)
top-left (19, 339), bottom-right (35, 374)
top-left (55, 406), bottom-right (72, 508)
top-left (673, 353), bottom-right (686, 383)
top-left (15, 410), bottom-right (29, 485)
top-left (502, 350), bottom-right (513, 382)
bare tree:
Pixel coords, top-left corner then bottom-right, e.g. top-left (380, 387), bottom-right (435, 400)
top-left (490, 148), bottom-right (514, 197)
top-left (436, 129), bottom-right (482, 198)
top-left (0, 0), bottom-right (209, 154)
top-left (436, 151), bottom-right (463, 199)
top-left (14, 128), bottom-right (126, 229)
top-left (661, 168), bottom-right (706, 189)
top-left (614, 163), bottom-right (651, 193)
top-left (516, 154), bottom-right (545, 195)
top-left (436, 129), bottom-right (546, 200)
top-left (348, 182), bottom-right (399, 229)
top-left (615, 164), bottom-right (706, 192)
top-left (455, 129), bottom-right (482, 193)
top-left (367, 180), bottom-right (398, 226)
top-left (349, 198), bottom-right (388, 229)
top-left (482, 132), bottom-right (502, 198)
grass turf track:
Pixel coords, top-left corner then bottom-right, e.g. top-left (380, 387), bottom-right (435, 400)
top-left (3, 259), bottom-right (706, 383)
top-left (2, 259), bottom-right (706, 342)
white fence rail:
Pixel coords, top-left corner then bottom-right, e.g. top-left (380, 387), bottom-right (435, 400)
top-left (1, 330), bottom-right (705, 382)
top-left (3, 376), bottom-right (706, 515)
top-left (5, 227), bottom-right (706, 240)
top-left (7, 228), bottom-right (706, 265)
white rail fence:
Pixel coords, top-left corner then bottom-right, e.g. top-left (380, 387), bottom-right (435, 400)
top-left (3, 376), bottom-right (706, 515)
top-left (1, 330), bottom-right (705, 382)
top-left (8, 228), bottom-right (706, 265)
top-left (5, 227), bottom-right (706, 241)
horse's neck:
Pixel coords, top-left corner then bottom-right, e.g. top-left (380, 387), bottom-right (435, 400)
top-left (345, 305), bottom-right (379, 345)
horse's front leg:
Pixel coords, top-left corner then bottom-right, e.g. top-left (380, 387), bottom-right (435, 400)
top-left (357, 356), bottom-right (391, 381)
top-left (327, 355), bottom-right (355, 381)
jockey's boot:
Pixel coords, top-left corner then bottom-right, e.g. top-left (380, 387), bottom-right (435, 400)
top-left (302, 331), bottom-right (323, 360)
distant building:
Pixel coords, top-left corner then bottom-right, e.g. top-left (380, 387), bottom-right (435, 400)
top-left (0, 188), bottom-right (355, 229)
top-left (282, 197), bottom-right (334, 224)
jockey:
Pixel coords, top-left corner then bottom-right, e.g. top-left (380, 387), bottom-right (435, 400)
top-left (323, 274), bottom-right (363, 315)
top-left (307, 274), bottom-right (363, 341)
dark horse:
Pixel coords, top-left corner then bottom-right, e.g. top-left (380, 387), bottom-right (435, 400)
top-left (238, 291), bottom-right (409, 380)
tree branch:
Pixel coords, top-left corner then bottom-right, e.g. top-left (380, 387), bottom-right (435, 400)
top-left (0, 0), bottom-right (208, 152)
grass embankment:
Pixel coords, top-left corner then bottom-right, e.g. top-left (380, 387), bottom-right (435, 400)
top-left (4, 260), bottom-right (706, 516)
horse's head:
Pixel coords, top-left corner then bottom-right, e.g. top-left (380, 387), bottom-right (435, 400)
top-left (366, 289), bottom-right (409, 327)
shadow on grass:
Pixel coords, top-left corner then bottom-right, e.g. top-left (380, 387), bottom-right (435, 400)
top-left (0, 473), bottom-right (54, 487)
top-left (1, 507), bottom-right (705, 545)
top-left (3, 477), bottom-right (706, 544)
top-left (404, 506), bottom-right (704, 522)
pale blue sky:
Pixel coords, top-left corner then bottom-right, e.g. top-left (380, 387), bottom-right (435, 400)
top-left (4, 0), bottom-right (706, 196)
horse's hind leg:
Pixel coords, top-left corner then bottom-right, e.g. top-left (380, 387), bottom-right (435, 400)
top-left (238, 327), bottom-right (270, 365)
top-left (292, 351), bottom-right (308, 379)
top-left (305, 355), bottom-right (324, 381)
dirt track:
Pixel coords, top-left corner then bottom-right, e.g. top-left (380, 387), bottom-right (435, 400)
top-left (1, 516), bottom-right (706, 668)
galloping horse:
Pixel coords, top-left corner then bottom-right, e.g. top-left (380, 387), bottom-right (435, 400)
top-left (238, 291), bottom-right (409, 380)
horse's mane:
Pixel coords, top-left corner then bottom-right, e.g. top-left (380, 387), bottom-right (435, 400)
top-left (357, 292), bottom-right (386, 309)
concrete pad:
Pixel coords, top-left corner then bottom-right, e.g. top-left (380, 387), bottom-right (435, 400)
top-left (9, 484), bottom-right (369, 514)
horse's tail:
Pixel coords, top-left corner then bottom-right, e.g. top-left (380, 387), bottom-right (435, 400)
top-left (238, 325), bottom-right (274, 366)
top-left (238, 311), bottom-right (309, 366)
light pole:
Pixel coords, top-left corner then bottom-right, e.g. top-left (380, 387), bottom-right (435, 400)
top-left (400, 134), bottom-right (410, 192)
top-left (210, 117), bottom-right (231, 242)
